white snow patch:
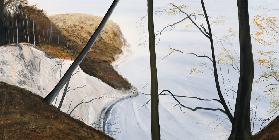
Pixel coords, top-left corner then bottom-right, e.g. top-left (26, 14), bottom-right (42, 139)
top-left (0, 43), bottom-right (133, 127)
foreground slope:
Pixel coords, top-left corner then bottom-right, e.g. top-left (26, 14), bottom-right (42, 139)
top-left (0, 82), bottom-right (112, 140)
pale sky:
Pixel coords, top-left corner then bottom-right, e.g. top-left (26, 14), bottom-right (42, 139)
top-left (27, 0), bottom-right (147, 19)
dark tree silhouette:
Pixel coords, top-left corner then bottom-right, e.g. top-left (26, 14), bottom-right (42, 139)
top-left (170, 1), bottom-right (233, 123)
top-left (147, 0), bottom-right (161, 139)
top-left (44, 0), bottom-right (120, 104)
top-left (229, 0), bottom-right (254, 139)
top-left (169, 1), bottom-right (255, 139)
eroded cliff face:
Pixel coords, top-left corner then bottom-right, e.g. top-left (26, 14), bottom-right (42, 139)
top-left (0, 43), bottom-right (130, 127)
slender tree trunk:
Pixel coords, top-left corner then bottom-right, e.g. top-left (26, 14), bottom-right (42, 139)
top-left (43, 0), bottom-right (119, 104)
top-left (58, 81), bottom-right (70, 110)
top-left (201, 0), bottom-right (233, 123)
top-left (229, 0), bottom-right (254, 139)
top-left (0, 0), bottom-right (6, 29)
top-left (0, 0), bottom-right (5, 20)
top-left (147, 0), bottom-right (160, 139)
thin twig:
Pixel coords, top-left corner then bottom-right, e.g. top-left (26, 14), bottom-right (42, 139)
top-left (156, 15), bottom-right (193, 36)
top-left (68, 85), bottom-right (86, 92)
top-left (170, 3), bottom-right (210, 38)
top-left (188, 52), bottom-right (213, 62)
top-left (161, 90), bottom-right (226, 114)
top-left (142, 90), bottom-right (224, 114)
top-left (69, 96), bottom-right (105, 115)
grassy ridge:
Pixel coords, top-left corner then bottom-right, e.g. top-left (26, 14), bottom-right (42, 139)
top-left (48, 13), bottom-right (132, 90)
top-left (11, 5), bottom-right (131, 90)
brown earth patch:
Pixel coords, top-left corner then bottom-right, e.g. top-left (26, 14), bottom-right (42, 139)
top-left (253, 116), bottom-right (279, 140)
top-left (0, 82), bottom-right (113, 140)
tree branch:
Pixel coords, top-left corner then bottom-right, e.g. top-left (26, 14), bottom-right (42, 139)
top-left (58, 80), bottom-right (70, 109)
top-left (161, 48), bottom-right (183, 60)
top-left (68, 85), bottom-right (86, 92)
top-left (69, 96), bottom-right (104, 115)
top-left (160, 90), bottom-right (226, 114)
top-left (188, 52), bottom-right (213, 62)
top-left (200, 0), bottom-right (233, 122)
top-left (156, 15), bottom-right (194, 36)
top-left (142, 90), bottom-right (224, 114)
top-left (170, 3), bottom-right (210, 38)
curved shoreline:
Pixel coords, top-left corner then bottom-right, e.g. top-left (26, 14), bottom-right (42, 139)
top-left (98, 88), bottom-right (139, 133)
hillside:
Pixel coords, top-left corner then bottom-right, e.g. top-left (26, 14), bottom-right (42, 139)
top-left (253, 116), bottom-right (279, 140)
top-left (0, 82), bottom-right (113, 140)
top-left (47, 13), bottom-right (131, 90)
top-left (0, 44), bottom-right (132, 127)
top-left (0, 4), bottom-right (131, 90)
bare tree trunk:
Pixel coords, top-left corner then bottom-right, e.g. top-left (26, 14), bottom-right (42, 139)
top-left (201, 0), bottom-right (234, 123)
top-left (0, 0), bottom-right (7, 24)
top-left (147, 0), bottom-right (160, 139)
top-left (44, 0), bottom-right (120, 104)
top-left (58, 80), bottom-right (70, 110)
top-left (0, 4), bottom-right (5, 43)
top-left (229, 0), bottom-right (254, 139)
top-left (0, 0), bottom-right (4, 22)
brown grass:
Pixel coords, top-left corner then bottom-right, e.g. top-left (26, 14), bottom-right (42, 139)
top-left (49, 13), bottom-right (124, 63)
top-left (16, 7), bottom-right (131, 90)
top-left (34, 43), bottom-right (75, 60)
top-left (0, 82), bottom-right (113, 140)
top-left (253, 116), bottom-right (279, 140)
top-left (45, 13), bottom-right (131, 90)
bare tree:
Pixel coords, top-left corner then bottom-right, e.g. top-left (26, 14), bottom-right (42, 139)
top-left (43, 0), bottom-right (120, 104)
top-left (229, 0), bottom-right (254, 139)
top-left (147, 0), bottom-right (160, 139)
top-left (163, 1), bottom-right (255, 139)
top-left (170, 0), bottom-right (233, 123)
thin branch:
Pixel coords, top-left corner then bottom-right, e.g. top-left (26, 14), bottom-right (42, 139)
top-left (58, 80), bottom-right (70, 110)
top-left (161, 90), bottom-right (226, 114)
top-left (142, 90), bottom-right (224, 114)
top-left (69, 96), bottom-right (105, 115)
top-left (260, 74), bottom-right (279, 82)
top-left (160, 90), bottom-right (220, 102)
top-left (200, 0), bottom-right (233, 122)
top-left (156, 15), bottom-right (193, 36)
top-left (188, 52), bottom-right (213, 62)
top-left (162, 48), bottom-right (183, 60)
top-left (170, 3), bottom-right (210, 38)
top-left (68, 85), bottom-right (86, 92)
top-left (143, 90), bottom-right (220, 103)
top-left (72, 69), bottom-right (80, 76)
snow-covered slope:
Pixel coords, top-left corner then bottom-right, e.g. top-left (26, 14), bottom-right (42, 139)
top-left (0, 43), bottom-right (133, 127)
